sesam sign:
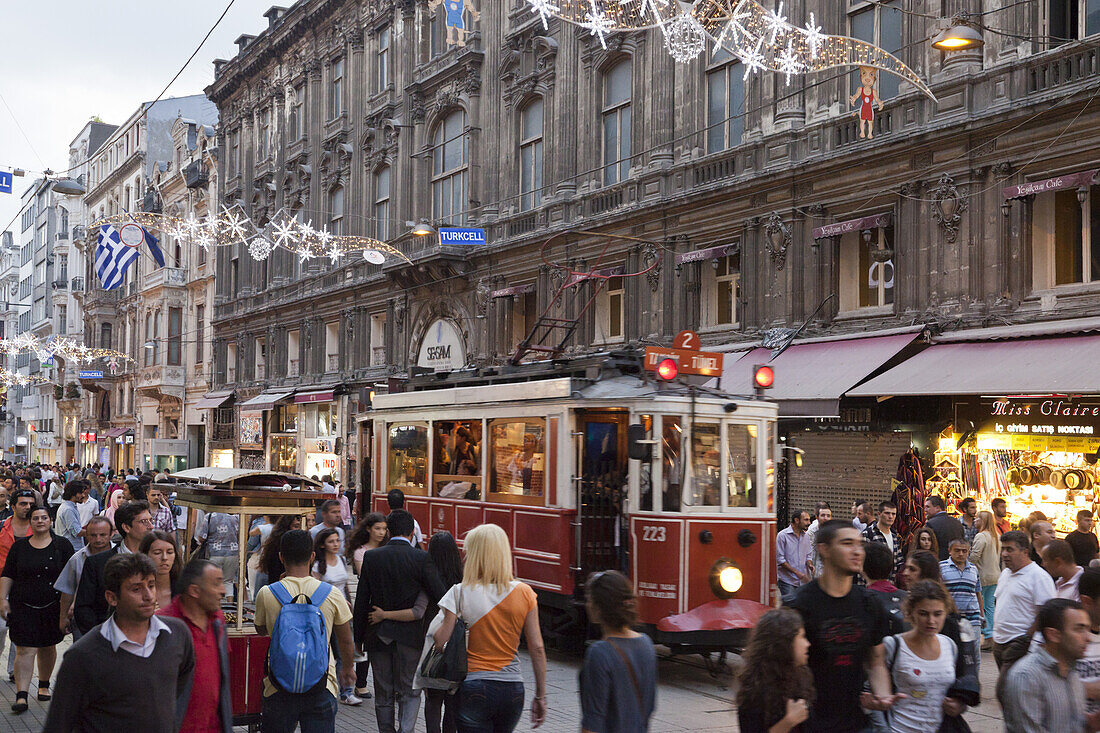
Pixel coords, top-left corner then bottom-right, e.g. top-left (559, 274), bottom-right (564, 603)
top-left (417, 319), bottom-right (467, 371)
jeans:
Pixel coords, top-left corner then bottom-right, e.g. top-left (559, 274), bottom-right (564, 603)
top-left (456, 679), bottom-right (525, 733)
top-left (425, 687), bottom-right (458, 733)
top-left (777, 580), bottom-right (800, 603)
top-left (372, 642), bottom-right (422, 733)
top-left (261, 687), bottom-right (338, 733)
top-left (982, 584), bottom-right (996, 639)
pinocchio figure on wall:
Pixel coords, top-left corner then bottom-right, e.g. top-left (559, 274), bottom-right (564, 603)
top-left (850, 66), bottom-right (884, 139)
top-left (430, 0), bottom-right (481, 47)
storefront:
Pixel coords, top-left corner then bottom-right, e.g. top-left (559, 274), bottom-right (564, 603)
top-left (295, 389), bottom-right (342, 481)
top-left (195, 391), bottom-right (236, 469)
top-left (238, 390), bottom-right (295, 472)
top-left (210, 448), bottom-right (235, 468)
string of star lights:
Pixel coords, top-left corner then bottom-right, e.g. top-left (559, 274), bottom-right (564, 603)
top-left (93, 205), bottom-right (412, 267)
top-left (0, 334), bottom-right (134, 372)
top-left (0, 368), bottom-right (54, 389)
top-left (527, 0), bottom-right (935, 100)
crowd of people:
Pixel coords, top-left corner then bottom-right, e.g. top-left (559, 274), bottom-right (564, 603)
top-left (0, 461), bottom-right (658, 733)
top-left (758, 495), bottom-right (1100, 732)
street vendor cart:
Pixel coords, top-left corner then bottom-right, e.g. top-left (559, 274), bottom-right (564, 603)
top-left (157, 468), bottom-right (335, 729)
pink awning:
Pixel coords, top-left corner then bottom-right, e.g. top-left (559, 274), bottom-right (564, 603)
top-left (812, 212), bottom-right (893, 240)
top-left (104, 428), bottom-right (129, 438)
top-left (1003, 169), bottom-right (1098, 200)
top-left (849, 333), bottom-right (1100, 397)
top-left (719, 332), bottom-right (923, 416)
top-left (194, 391), bottom-right (234, 410)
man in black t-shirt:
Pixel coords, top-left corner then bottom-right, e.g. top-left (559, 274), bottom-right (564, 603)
top-left (786, 519), bottom-right (899, 733)
top-left (1067, 509), bottom-right (1100, 567)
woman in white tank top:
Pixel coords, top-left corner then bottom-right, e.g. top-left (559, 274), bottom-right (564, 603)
top-left (880, 580), bottom-right (961, 733)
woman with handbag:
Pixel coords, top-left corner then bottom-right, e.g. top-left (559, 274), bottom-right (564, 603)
top-left (873, 581), bottom-right (959, 733)
top-left (580, 570), bottom-right (657, 732)
top-left (431, 523), bottom-right (548, 732)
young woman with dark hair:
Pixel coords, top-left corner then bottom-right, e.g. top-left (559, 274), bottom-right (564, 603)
top-left (347, 511), bottom-right (387, 575)
top-left (139, 530), bottom-right (182, 610)
top-left (258, 514), bottom-right (301, 589)
top-left (580, 570), bottom-right (657, 733)
top-left (736, 607), bottom-right (813, 732)
top-left (422, 531), bottom-right (463, 733)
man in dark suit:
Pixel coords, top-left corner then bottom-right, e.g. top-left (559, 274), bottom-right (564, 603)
top-left (73, 500), bottom-right (152, 634)
top-left (923, 495), bottom-right (964, 561)
top-left (354, 509), bottom-right (446, 733)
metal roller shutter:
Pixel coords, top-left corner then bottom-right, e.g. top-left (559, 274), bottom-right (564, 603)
top-left (786, 432), bottom-right (913, 518)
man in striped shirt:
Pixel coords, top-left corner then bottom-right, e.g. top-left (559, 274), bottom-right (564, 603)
top-left (863, 501), bottom-right (903, 583)
top-left (941, 538), bottom-right (984, 632)
top-left (1003, 598), bottom-right (1097, 733)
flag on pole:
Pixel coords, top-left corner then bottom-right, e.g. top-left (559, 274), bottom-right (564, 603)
top-left (144, 228), bottom-right (165, 267)
top-left (95, 224), bottom-right (141, 290)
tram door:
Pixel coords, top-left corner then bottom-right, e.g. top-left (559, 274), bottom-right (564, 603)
top-left (577, 411), bottom-right (628, 581)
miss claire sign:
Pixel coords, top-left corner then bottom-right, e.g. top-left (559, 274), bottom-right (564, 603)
top-left (957, 398), bottom-right (1100, 437)
top-left (417, 319), bottom-right (466, 371)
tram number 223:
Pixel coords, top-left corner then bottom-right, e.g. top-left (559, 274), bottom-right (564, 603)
top-left (641, 526), bottom-right (667, 543)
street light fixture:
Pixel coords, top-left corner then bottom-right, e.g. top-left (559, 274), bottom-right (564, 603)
top-left (931, 16), bottom-right (985, 51)
top-left (407, 219), bottom-right (435, 236)
top-left (50, 178), bottom-right (86, 196)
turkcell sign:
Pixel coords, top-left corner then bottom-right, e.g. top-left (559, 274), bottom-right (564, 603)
top-left (439, 227), bottom-right (486, 245)
top-left (0, 171), bottom-right (12, 195)
top-left (78, 370), bottom-right (104, 379)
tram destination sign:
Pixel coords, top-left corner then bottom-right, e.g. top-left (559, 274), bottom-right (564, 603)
top-left (643, 346), bottom-right (724, 377)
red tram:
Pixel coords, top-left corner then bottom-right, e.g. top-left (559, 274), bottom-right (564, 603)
top-left (359, 353), bottom-right (779, 651)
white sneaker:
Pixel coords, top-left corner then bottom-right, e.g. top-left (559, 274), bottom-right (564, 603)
top-left (340, 693), bottom-right (363, 706)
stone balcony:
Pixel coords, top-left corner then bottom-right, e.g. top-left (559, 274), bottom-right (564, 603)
top-left (143, 267), bottom-right (187, 291)
top-left (136, 363), bottom-right (186, 402)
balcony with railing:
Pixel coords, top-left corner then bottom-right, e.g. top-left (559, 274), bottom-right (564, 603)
top-left (372, 347), bottom-right (386, 366)
top-left (143, 267), bottom-right (186, 291)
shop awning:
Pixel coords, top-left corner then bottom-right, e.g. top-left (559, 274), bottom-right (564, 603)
top-left (1003, 169), bottom-right (1098, 200)
top-left (104, 427), bottom-right (128, 438)
top-left (239, 390), bottom-right (295, 410)
top-left (295, 389), bottom-right (335, 404)
top-left (812, 212), bottom-right (893, 240)
top-left (193, 390), bottom-right (235, 410)
top-left (718, 332), bottom-right (924, 416)
top-left (847, 333), bottom-right (1100, 397)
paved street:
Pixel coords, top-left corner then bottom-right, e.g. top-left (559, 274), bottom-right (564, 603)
top-left (0, 641), bottom-right (1008, 732)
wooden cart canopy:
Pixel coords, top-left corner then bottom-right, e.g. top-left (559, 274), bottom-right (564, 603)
top-left (164, 467), bottom-right (323, 488)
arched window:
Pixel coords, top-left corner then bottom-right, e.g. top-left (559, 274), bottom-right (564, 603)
top-left (601, 61), bottom-right (632, 185)
top-left (432, 110), bottom-right (468, 225)
top-left (706, 47), bottom-right (744, 154)
top-left (330, 186), bottom-right (345, 235)
top-left (374, 166), bottom-right (391, 241)
top-left (519, 99), bottom-right (544, 211)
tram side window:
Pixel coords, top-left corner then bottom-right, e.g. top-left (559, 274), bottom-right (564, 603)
top-left (689, 423), bottom-right (722, 507)
top-left (433, 420), bottom-right (483, 499)
top-left (388, 423), bottom-right (429, 495)
top-left (662, 416), bottom-right (683, 512)
top-left (488, 419), bottom-right (546, 505)
top-left (639, 414), bottom-right (653, 512)
top-left (727, 423), bottom-right (757, 508)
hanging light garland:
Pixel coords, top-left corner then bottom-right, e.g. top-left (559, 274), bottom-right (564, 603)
top-left (93, 205), bottom-right (412, 266)
top-left (524, 0), bottom-right (935, 100)
top-left (0, 367), bottom-right (54, 389)
top-left (0, 334), bottom-right (133, 372)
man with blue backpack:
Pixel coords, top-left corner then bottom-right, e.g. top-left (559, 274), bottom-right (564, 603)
top-left (254, 529), bottom-right (357, 732)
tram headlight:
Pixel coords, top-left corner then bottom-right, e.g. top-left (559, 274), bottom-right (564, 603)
top-left (708, 558), bottom-right (743, 599)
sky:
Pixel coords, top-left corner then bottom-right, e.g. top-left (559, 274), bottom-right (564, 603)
top-left (0, 0), bottom-right (278, 235)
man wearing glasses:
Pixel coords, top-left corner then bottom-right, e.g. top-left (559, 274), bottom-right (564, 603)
top-left (73, 501), bottom-right (153, 635)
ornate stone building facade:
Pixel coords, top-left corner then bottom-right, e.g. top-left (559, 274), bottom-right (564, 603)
top-left (206, 0), bottom-right (1100, 484)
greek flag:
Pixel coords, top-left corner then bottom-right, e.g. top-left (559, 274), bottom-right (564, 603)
top-left (95, 224), bottom-right (140, 290)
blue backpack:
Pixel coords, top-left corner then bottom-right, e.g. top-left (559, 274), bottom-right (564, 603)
top-left (265, 581), bottom-right (334, 695)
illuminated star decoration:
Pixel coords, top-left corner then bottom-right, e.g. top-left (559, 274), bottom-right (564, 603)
top-left (220, 205), bottom-right (253, 243)
top-left (0, 367), bottom-right (52, 388)
top-left (762, 1), bottom-right (786, 44)
top-left (776, 38), bottom-right (804, 85)
top-left (740, 36), bottom-right (766, 80)
top-left (580, 0), bottom-right (615, 48)
top-left (521, 0), bottom-right (935, 100)
top-left (803, 11), bottom-right (824, 59)
top-left (530, 0), bottom-right (561, 28)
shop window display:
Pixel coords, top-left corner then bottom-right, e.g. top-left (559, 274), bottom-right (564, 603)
top-left (488, 419), bottom-right (545, 504)
top-left (388, 423), bottom-right (429, 495)
top-left (839, 224), bottom-right (895, 311)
